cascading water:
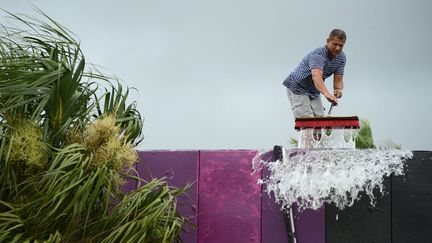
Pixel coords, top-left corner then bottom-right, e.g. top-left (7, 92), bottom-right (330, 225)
top-left (298, 128), bottom-right (358, 149)
top-left (252, 128), bottom-right (413, 211)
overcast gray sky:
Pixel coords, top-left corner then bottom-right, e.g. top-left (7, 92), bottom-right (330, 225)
top-left (3, 1), bottom-right (432, 150)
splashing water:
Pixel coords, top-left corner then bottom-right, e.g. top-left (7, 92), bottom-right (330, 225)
top-left (298, 128), bottom-right (358, 149)
top-left (252, 148), bottom-right (413, 211)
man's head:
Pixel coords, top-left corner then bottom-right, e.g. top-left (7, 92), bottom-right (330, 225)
top-left (326, 29), bottom-right (346, 58)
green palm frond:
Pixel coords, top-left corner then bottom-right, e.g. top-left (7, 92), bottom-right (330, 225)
top-left (0, 201), bottom-right (24, 242)
top-left (94, 82), bottom-right (143, 145)
top-left (85, 178), bottom-right (189, 243)
top-left (0, 9), bottom-right (188, 243)
top-left (355, 119), bottom-right (376, 149)
top-left (0, 131), bottom-right (18, 199)
top-left (355, 119), bottom-right (402, 149)
top-left (289, 137), bottom-right (298, 147)
top-left (379, 139), bottom-right (401, 149)
top-left (1, 9), bottom-right (95, 146)
top-left (24, 144), bottom-right (118, 239)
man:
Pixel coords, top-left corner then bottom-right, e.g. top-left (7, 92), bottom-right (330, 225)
top-left (283, 29), bottom-right (346, 118)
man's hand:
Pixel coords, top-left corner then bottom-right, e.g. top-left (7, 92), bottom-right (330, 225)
top-left (325, 93), bottom-right (338, 105)
top-left (334, 89), bottom-right (343, 98)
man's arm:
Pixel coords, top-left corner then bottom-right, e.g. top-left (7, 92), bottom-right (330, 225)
top-left (333, 74), bottom-right (344, 98)
top-left (311, 68), bottom-right (338, 104)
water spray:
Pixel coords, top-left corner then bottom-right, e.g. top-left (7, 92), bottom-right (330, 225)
top-left (253, 115), bottom-right (413, 242)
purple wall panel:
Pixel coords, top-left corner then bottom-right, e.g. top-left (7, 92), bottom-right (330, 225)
top-left (261, 190), bottom-right (288, 243)
top-left (260, 151), bottom-right (291, 243)
top-left (121, 170), bottom-right (137, 192)
top-left (262, 190), bottom-right (291, 243)
top-left (137, 151), bottom-right (199, 243)
top-left (199, 150), bottom-right (261, 243)
top-left (293, 205), bottom-right (325, 243)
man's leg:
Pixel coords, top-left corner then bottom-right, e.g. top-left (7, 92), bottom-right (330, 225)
top-left (309, 96), bottom-right (325, 143)
top-left (310, 96), bottom-right (325, 116)
top-left (286, 88), bottom-right (314, 118)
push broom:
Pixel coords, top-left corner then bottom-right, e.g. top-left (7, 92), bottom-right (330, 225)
top-left (294, 104), bottom-right (360, 130)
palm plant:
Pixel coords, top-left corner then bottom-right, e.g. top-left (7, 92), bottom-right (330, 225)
top-left (355, 119), bottom-right (376, 149)
top-left (355, 120), bottom-right (401, 149)
top-left (0, 9), bottom-right (188, 242)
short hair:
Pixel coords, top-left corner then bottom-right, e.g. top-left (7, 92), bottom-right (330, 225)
top-left (329, 29), bottom-right (346, 41)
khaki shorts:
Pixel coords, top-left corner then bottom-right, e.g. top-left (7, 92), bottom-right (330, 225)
top-left (286, 88), bottom-right (324, 118)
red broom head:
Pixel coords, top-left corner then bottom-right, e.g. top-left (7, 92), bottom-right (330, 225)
top-left (294, 116), bottom-right (360, 130)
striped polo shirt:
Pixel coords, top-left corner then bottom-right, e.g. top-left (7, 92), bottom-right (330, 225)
top-left (283, 46), bottom-right (346, 98)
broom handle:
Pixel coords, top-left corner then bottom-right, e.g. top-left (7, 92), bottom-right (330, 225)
top-left (328, 104), bottom-right (335, 115)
